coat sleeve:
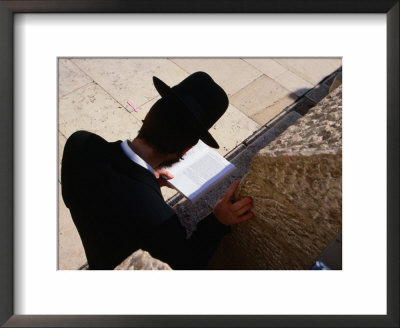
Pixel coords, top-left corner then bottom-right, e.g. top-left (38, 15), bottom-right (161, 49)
top-left (142, 212), bottom-right (231, 270)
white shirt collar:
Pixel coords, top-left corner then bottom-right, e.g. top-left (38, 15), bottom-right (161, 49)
top-left (120, 140), bottom-right (155, 176)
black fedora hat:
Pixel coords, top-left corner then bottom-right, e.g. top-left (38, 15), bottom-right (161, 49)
top-left (152, 71), bottom-right (229, 149)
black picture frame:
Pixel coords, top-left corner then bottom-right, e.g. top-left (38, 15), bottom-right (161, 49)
top-left (0, 1), bottom-right (398, 327)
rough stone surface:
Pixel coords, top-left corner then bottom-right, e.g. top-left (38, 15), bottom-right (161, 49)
top-left (114, 249), bottom-right (172, 270)
top-left (208, 86), bottom-right (342, 270)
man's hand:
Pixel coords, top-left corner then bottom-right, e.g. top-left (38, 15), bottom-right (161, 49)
top-left (213, 180), bottom-right (254, 226)
top-left (154, 169), bottom-right (175, 189)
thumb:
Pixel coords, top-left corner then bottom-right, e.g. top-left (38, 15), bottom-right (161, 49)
top-left (160, 171), bottom-right (174, 180)
top-left (223, 180), bottom-right (240, 201)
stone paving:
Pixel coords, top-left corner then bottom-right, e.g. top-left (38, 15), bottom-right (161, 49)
top-left (58, 58), bottom-right (342, 269)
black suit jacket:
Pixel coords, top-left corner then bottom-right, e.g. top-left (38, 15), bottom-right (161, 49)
top-left (61, 130), bottom-right (230, 270)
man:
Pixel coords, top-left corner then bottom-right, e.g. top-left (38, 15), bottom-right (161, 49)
top-left (61, 71), bottom-right (253, 270)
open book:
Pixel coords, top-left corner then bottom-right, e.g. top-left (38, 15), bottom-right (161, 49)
top-left (166, 141), bottom-right (236, 202)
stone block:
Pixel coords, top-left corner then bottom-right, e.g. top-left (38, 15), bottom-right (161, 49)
top-left (58, 132), bottom-right (66, 183)
top-left (225, 143), bottom-right (247, 161)
top-left (251, 96), bottom-right (295, 126)
top-left (209, 104), bottom-right (260, 156)
top-left (161, 187), bottom-right (178, 202)
top-left (115, 250), bottom-right (172, 270)
top-left (305, 83), bottom-right (330, 104)
top-left (133, 96), bottom-right (160, 122)
top-left (207, 86), bottom-right (342, 270)
top-left (230, 75), bottom-right (296, 124)
top-left (266, 111), bottom-right (302, 131)
top-left (285, 97), bottom-right (315, 116)
top-left (273, 69), bottom-right (314, 97)
top-left (243, 58), bottom-right (287, 79)
top-left (72, 58), bottom-right (188, 110)
top-left (170, 58), bottom-right (262, 96)
top-left (58, 59), bottom-right (92, 98)
top-left (274, 58), bottom-right (342, 85)
top-left (59, 82), bottom-right (142, 141)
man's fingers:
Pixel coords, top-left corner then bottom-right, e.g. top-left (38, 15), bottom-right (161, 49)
top-left (231, 197), bottom-right (252, 212)
top-left (159, 171), bottom-right (174, 179)
top-left (236, 211), bottom-right (254, 223)
top-left (223, 180), bottom-right (240, 201)
top-left (234, 203), bottom-right (253, 216)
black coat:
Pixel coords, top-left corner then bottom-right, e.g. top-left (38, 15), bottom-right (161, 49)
top-left (61, 130), bottom-right (230, 270)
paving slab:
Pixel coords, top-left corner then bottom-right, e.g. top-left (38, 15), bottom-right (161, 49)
top-left (251, 96), bottom-right (295, 126)
top-left (274, 58), bottom-right (342, 85)
top-left (243, 58), bottom-right (287, 79)
top-left (273, 69), bottom-right (314, 97)
top-left (58, 132), bottom-right (66, 183)
top-left (58, 59), bottom-right (92, 98)
top-left (209, 104), bottom-right (260, 156)
top-left (230, 75), bottom-right (296, 125)
top-left (72, 58), bottom-right (188, 110)
top-left (161, 187), bottom-right (178, 202)
top-left (170, 58), bottom-right (262, 96)
top-left (134, 96), bottom-right (160, 122)
top-left (58, 183), bottom-right (87, 269)
top-left (59, 82), bottom-right (142, 141)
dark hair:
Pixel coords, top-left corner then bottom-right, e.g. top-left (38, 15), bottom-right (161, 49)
top-left (136, 98), bottom-right (200, 155)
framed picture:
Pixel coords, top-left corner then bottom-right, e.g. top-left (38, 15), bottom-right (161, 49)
top-left (1, 1), bottom-right (398, 327)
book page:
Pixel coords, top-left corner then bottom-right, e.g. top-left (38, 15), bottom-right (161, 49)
top-left (167, 140), bottom-right (236, 201)
top-left (167, 140), bottom-right (209, 176)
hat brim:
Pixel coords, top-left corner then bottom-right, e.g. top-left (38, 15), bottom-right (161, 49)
top-left (153, 76), bottom-right (219, 149)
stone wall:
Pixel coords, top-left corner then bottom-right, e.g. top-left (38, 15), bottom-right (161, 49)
top-left (114, 249), bottom-right (172, 270)
top-left (207, 86), bottom-right (342, 270)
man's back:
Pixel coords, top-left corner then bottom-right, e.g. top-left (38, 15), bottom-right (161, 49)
top-left (61, 130), bottom-right (230, 269)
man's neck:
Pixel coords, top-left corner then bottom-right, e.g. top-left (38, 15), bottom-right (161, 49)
top-left (128, 138), bottom-right (168, 170)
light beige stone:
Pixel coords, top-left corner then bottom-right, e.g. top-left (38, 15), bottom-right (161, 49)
top-left (251, 96), bottom-right (295, 126)
top-left (208, 86), bottom-right (342, 270)
top-left (134, 96), bottom-right (160, 122)
top-left (244, 58), bottom-right (287, 79)
top-left (210, 104), bottom-right (260, 156)
top-left (58, 59), bottom-right (92, 98)
top-left (58, 183), bottom-right (87, 269)
top-left (72, 58), bottom-right (188, 110)
top-left (161, 187), bottom-right (178, 202)
top-left (58, 133), bottom-right (66, 183)
top-left (274, 58), bottom-right (342, 85)
top-left (59, 82), bottom-right (142, 141)
top-left (115, 249), bottom-right (172, 270)
top-left (170, 58), bottom-right (262, 96)
top-left (230, 75), bottom-right (296, 123)
top-left (274, 70), bottom-right (314, 97)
